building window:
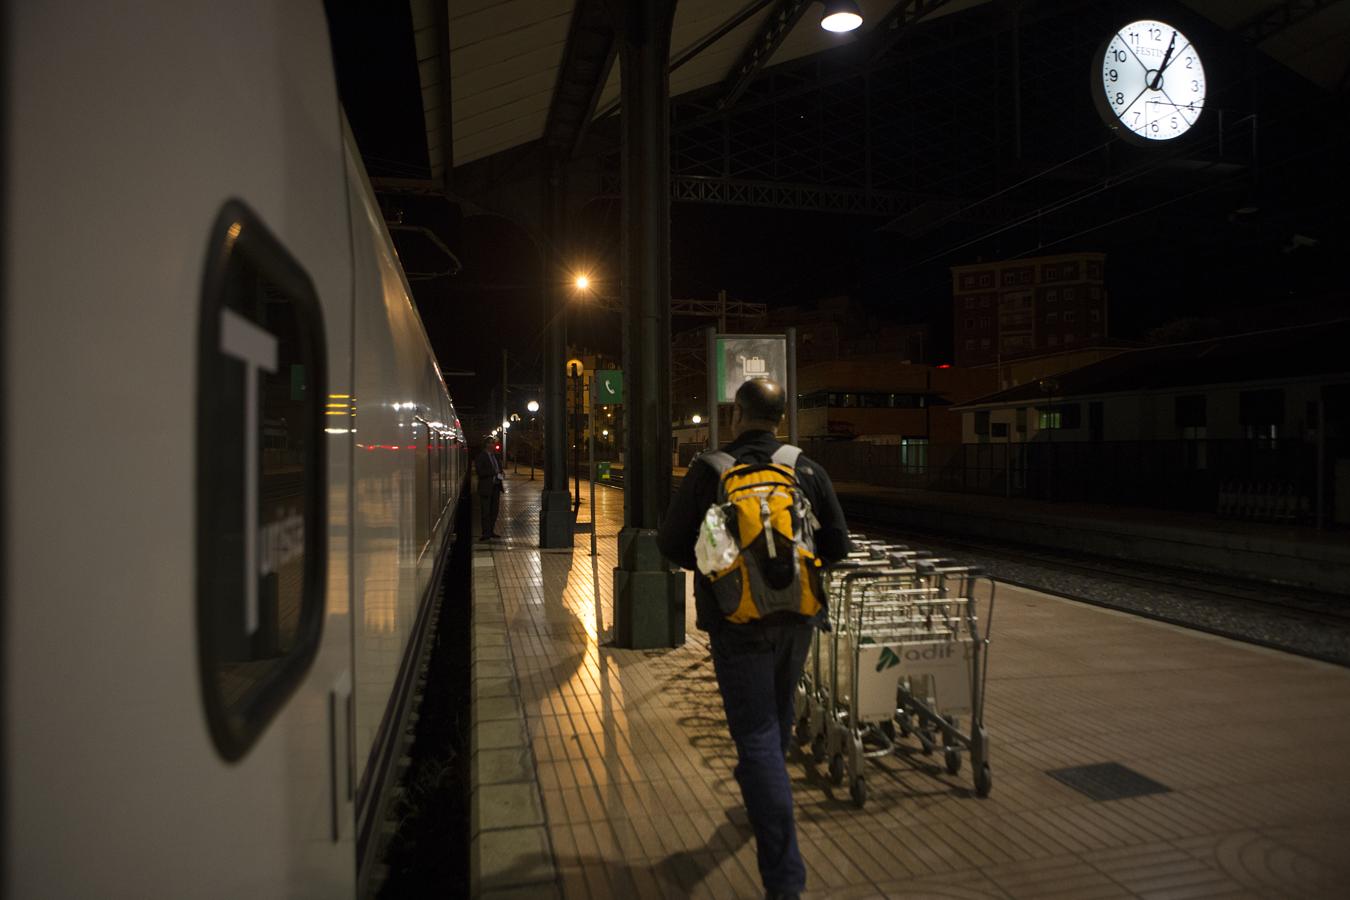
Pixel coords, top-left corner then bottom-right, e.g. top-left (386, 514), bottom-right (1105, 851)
top-left (1046, 311), bottom-right (1058, 323)
top-left (1038, 403), bottom-right (1081, 430)
top-left (964, 297), bottom-right (975, 309)
top-left (965, 317), bottom-right (975, 329)
top-left (1175, 395), bottom-right (1207, 428)
top-left (979, 296), bottom-right (991, 308)
top-left (1046, 288), bottom-right (1059, 302)
top-left (979, 273), bottom-right (992, 287)
top-left (1048, 334), bottom-right (1059, 346)
top-left (901, 437), bottom-right (928, 473)
top-left (974, 411), bottom-right (990, 435)
top-left (1090, 309), bottom-right (1101, 322)
top-left (979, 316), bottom-right (990, 328)
top-left (1063, 287), bottom-right (1075, 301)
top-left (965, 339), bottom-right (975, 350)
top-left (1065, 333), bottom-right (1075, 342)
top-left (980, 338), bottom-right (991, 349)
top-left (1015, 407), bottom-right (1027, 433)
top-left (1064, 310), bottom-right (1076, 323)
top-left (1240, 389), bottom-right (1284, 443)
top-left (1045, 266), bottom-right (1058, 282)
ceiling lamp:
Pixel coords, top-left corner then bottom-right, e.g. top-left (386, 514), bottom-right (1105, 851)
top-left (820, 0), bottom-right (863, 33)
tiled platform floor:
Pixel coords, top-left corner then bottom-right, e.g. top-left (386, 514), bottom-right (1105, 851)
top-left (472, 473), bottom-right (1350, 899)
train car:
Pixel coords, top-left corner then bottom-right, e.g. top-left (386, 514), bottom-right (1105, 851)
top-left (1, 2), bottom-right (465, 895)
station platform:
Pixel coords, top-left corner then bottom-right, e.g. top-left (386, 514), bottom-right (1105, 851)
top-left (467, 473), bottom-right (1350, 899)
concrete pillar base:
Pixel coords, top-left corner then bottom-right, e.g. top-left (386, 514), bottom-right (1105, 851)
top-left (612, 528), bottom-right (685, 648)
top-left (538, 489), bottom-right (574, 549)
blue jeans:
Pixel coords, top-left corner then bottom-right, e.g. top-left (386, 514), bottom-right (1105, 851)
top-left (709, 621), bottom-right (813, 894)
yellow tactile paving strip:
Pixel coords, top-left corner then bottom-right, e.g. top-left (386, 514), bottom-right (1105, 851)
top-left (479, 473), bottom-right (1350, 899)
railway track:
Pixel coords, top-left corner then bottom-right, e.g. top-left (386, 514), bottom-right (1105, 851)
top-left (849, 516), bottom-right (1350, 667)
top-left (598, 470), bottom-right (1349, 665)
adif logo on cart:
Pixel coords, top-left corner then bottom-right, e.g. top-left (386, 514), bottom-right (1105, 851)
top-left (876, 644), bottom-right (957, 671)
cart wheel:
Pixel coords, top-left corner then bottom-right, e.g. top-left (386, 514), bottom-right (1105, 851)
top-left (828, 753), bottom-right (845, 785)
top-left (975, 763), bottom-right (993, 798)
top-left (810, 734), bottom-right (827, 764)
top-left (945, 748), bottom-right (962, 775)
top-left (850, 776), bottom-right (867, 809)
top-left (920, 730), bottom-right (935, 755)
top-left (795, 716), bottom-right (811, 746)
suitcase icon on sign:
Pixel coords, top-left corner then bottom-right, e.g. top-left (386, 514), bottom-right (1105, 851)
top-left (740, 355), bottom-right (767, 377)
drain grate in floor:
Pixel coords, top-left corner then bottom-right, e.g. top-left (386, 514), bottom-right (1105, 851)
top-left (1046, 762), bottom-right (1171, 801)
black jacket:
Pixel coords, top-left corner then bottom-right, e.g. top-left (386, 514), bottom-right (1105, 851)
top-left (657, 430), bottom-right (851, 632)
top-left (474, 449), bottom-right (502, 494)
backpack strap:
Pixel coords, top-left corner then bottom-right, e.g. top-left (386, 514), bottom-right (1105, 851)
top-left (700, 450), bottom-right (736, 476)
top-left (770, 444), bottom-right (802, 469)
top-left (769, 444), bottom-right (821, 534)
top-left (700, 450), bottom-right (736, 502)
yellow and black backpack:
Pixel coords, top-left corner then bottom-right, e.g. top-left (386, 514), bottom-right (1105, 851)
top-left (702, 445), bottom-right (826, 624)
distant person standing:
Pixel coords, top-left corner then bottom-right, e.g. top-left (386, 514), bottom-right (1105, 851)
top-left (658, 378), bottom-right (850, 900)
top-left (475, 441), bottom-right (504, 541)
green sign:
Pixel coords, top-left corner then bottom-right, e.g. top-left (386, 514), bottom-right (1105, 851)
top-left (597, 461), bottom-right (612, 480)
top-left (594, 369), bottom-right (623, 405)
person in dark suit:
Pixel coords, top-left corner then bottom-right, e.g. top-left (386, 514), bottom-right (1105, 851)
top-left (474, 441), bottom-right (505, 540)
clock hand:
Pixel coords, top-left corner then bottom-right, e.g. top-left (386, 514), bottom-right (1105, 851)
top-left (1150, 31), bottom-right (1178, 90)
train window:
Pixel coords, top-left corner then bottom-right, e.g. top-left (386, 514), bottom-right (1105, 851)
top-left (197, 200), bottom-right (327, 762)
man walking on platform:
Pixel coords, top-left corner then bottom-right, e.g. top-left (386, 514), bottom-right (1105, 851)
top-left (475, 440), bottom-right (505, 541)
top-left (658, 378), bottom-right (850, 900)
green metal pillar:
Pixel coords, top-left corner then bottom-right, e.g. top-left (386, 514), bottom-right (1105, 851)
top-left (540, 153), bottom-right (574, 548)
top-left (611, 0), bottom-right (683, 648)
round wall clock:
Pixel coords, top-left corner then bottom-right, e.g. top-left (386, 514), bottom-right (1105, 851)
top-left (1093, 20), bottom-right (1206, 144)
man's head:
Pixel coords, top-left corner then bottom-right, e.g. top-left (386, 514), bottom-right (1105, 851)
top-left (732, 377), bottom-right (786, 437)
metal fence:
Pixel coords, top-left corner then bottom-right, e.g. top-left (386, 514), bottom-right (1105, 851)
top-left (799, 438), bottom-right (1321, 519)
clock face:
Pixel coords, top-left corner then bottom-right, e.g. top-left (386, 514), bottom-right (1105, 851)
top-left (1095, 20), bottom-right (1206, 143)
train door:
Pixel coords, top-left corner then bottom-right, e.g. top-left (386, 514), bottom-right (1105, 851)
top-left (3, 2), bottom-right (356, 896)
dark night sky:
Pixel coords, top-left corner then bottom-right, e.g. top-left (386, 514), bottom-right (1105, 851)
top-left (326, 1), bottom-right (1350, 414)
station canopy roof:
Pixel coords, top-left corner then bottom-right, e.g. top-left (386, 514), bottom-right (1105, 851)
top-left (414, 0), bottom-right (1350, 180)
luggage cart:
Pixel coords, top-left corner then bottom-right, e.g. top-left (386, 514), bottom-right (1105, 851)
top-left (818, 555), bottom-right (996, 806)
top-left (794, 557), bottom-right (902, 763)
top-left (794, 542), bottom-right (940, 759)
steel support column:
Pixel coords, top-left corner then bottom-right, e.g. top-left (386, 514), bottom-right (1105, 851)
top-left (611, 0), bottom-right (684, 648)
top-left (539, 154), bottom-right (574, 548)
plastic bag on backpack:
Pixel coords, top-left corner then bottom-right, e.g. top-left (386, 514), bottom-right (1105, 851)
top-left (695, 504), bottom-right (740, 577)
